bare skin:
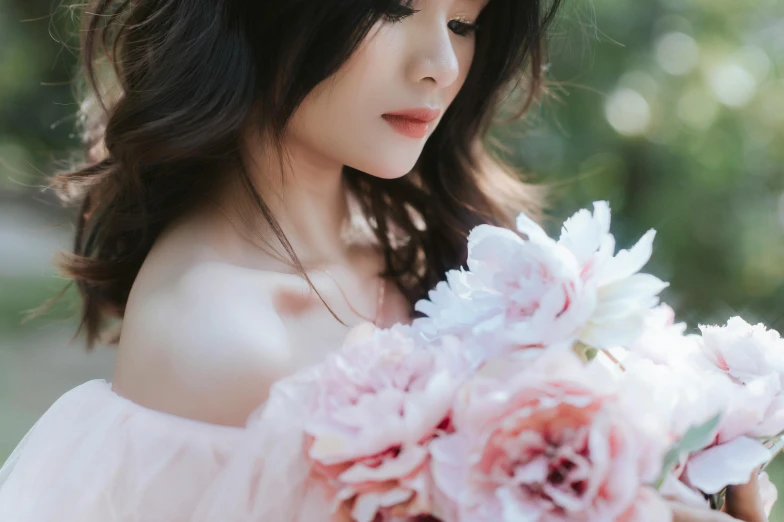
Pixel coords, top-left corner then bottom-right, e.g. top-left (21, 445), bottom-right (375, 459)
top-left (112, 207), bottom-right (412, 426)
top-left (670, 471), bottom-right (768, 522)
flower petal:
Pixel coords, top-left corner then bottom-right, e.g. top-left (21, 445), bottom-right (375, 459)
top-left (558, 201), bottom-right (611, 266)
top-left (516, 212), bottom-right (552, 245)
top-left (339, 446), bottom-right (429, 483)
top-left (352, 488), bottom-right (414, 522)
top-left (598, 229), bottom-right (657, 287)
top-left (686, 436), bottom-right (770, 494)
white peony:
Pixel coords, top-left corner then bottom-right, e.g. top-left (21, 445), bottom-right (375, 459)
top-left (699, 316), bottom-right (784, 387)
top-left (414, 201), bottom-right (668, 355)
top-left (552, 201), bottom-right (668, 348)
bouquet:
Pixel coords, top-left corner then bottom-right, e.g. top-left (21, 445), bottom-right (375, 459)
top-left (265, 201), bottom-right (782, 521)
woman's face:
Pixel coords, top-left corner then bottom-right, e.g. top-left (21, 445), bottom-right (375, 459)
top-left (287, 0), bottom-right (490, 180)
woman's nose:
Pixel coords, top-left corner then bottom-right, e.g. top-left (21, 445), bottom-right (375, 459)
top-left (407, 21), bottom-right (461, 88)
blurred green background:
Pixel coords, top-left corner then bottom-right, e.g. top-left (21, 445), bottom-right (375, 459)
top-left (0, 0), bottom-right (783, 517)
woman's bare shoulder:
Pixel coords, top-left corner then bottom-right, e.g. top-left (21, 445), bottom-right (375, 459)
top-left (113, 252), bottom-right (314, 427)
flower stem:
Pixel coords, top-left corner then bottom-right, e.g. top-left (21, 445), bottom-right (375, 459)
top-left (761, 435), bottom-right (784, 471)
top-left (601, 349), bottom-right (626, 371)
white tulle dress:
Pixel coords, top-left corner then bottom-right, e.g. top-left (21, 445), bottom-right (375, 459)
top-left (0, 366), bottom-right (330, 522)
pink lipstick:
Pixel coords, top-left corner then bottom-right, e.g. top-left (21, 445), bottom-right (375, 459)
top-left (382, 108), bottom-right (441, 139)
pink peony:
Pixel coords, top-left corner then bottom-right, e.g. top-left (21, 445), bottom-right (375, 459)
top-left (303, 325), bottom-right (466, 522)
top-left (430, 349), bottom-right (671, 522)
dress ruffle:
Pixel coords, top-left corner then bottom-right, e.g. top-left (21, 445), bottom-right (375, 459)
top-left (0, 373), bottom-right (324, 522)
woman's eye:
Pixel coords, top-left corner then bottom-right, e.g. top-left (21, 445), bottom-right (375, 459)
top-left (382, 2), bottom-right (420, 23)
top-left (448, 18), bottom-right (481, 37)
top-left (383, 7), bottom-right (481, 39)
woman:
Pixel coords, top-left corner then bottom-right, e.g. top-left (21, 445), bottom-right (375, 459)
top-left (0, 0), bottom-right (769, 520)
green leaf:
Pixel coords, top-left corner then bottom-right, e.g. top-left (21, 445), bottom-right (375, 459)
top-left (655, 413), bottom-right (721, 489)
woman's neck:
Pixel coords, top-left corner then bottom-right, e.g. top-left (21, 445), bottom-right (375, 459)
top-left (215, 129), bottom-right (352, 267)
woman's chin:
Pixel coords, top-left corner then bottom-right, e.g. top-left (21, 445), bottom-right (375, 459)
top-left (356, 161), bottom-right (417, 181)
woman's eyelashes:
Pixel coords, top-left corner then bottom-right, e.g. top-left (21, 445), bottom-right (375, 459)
top-left (382, 3), bottom-right (420, 23)
top-left (448, 16), bottom-right (480, 36)
top-left (382, 5), bottom-right (480, 37)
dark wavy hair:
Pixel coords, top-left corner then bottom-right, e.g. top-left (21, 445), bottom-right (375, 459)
top-left (55, 0), bottom-right (563, 348)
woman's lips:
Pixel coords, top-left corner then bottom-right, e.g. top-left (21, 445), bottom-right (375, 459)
top-left (382, 114), bottom-right (431, 139)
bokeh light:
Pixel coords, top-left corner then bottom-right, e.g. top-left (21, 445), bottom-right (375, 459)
top-left (605, 88), bottom-right (652, 136)
top-left (656, 32), bottom-right (700, 75)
